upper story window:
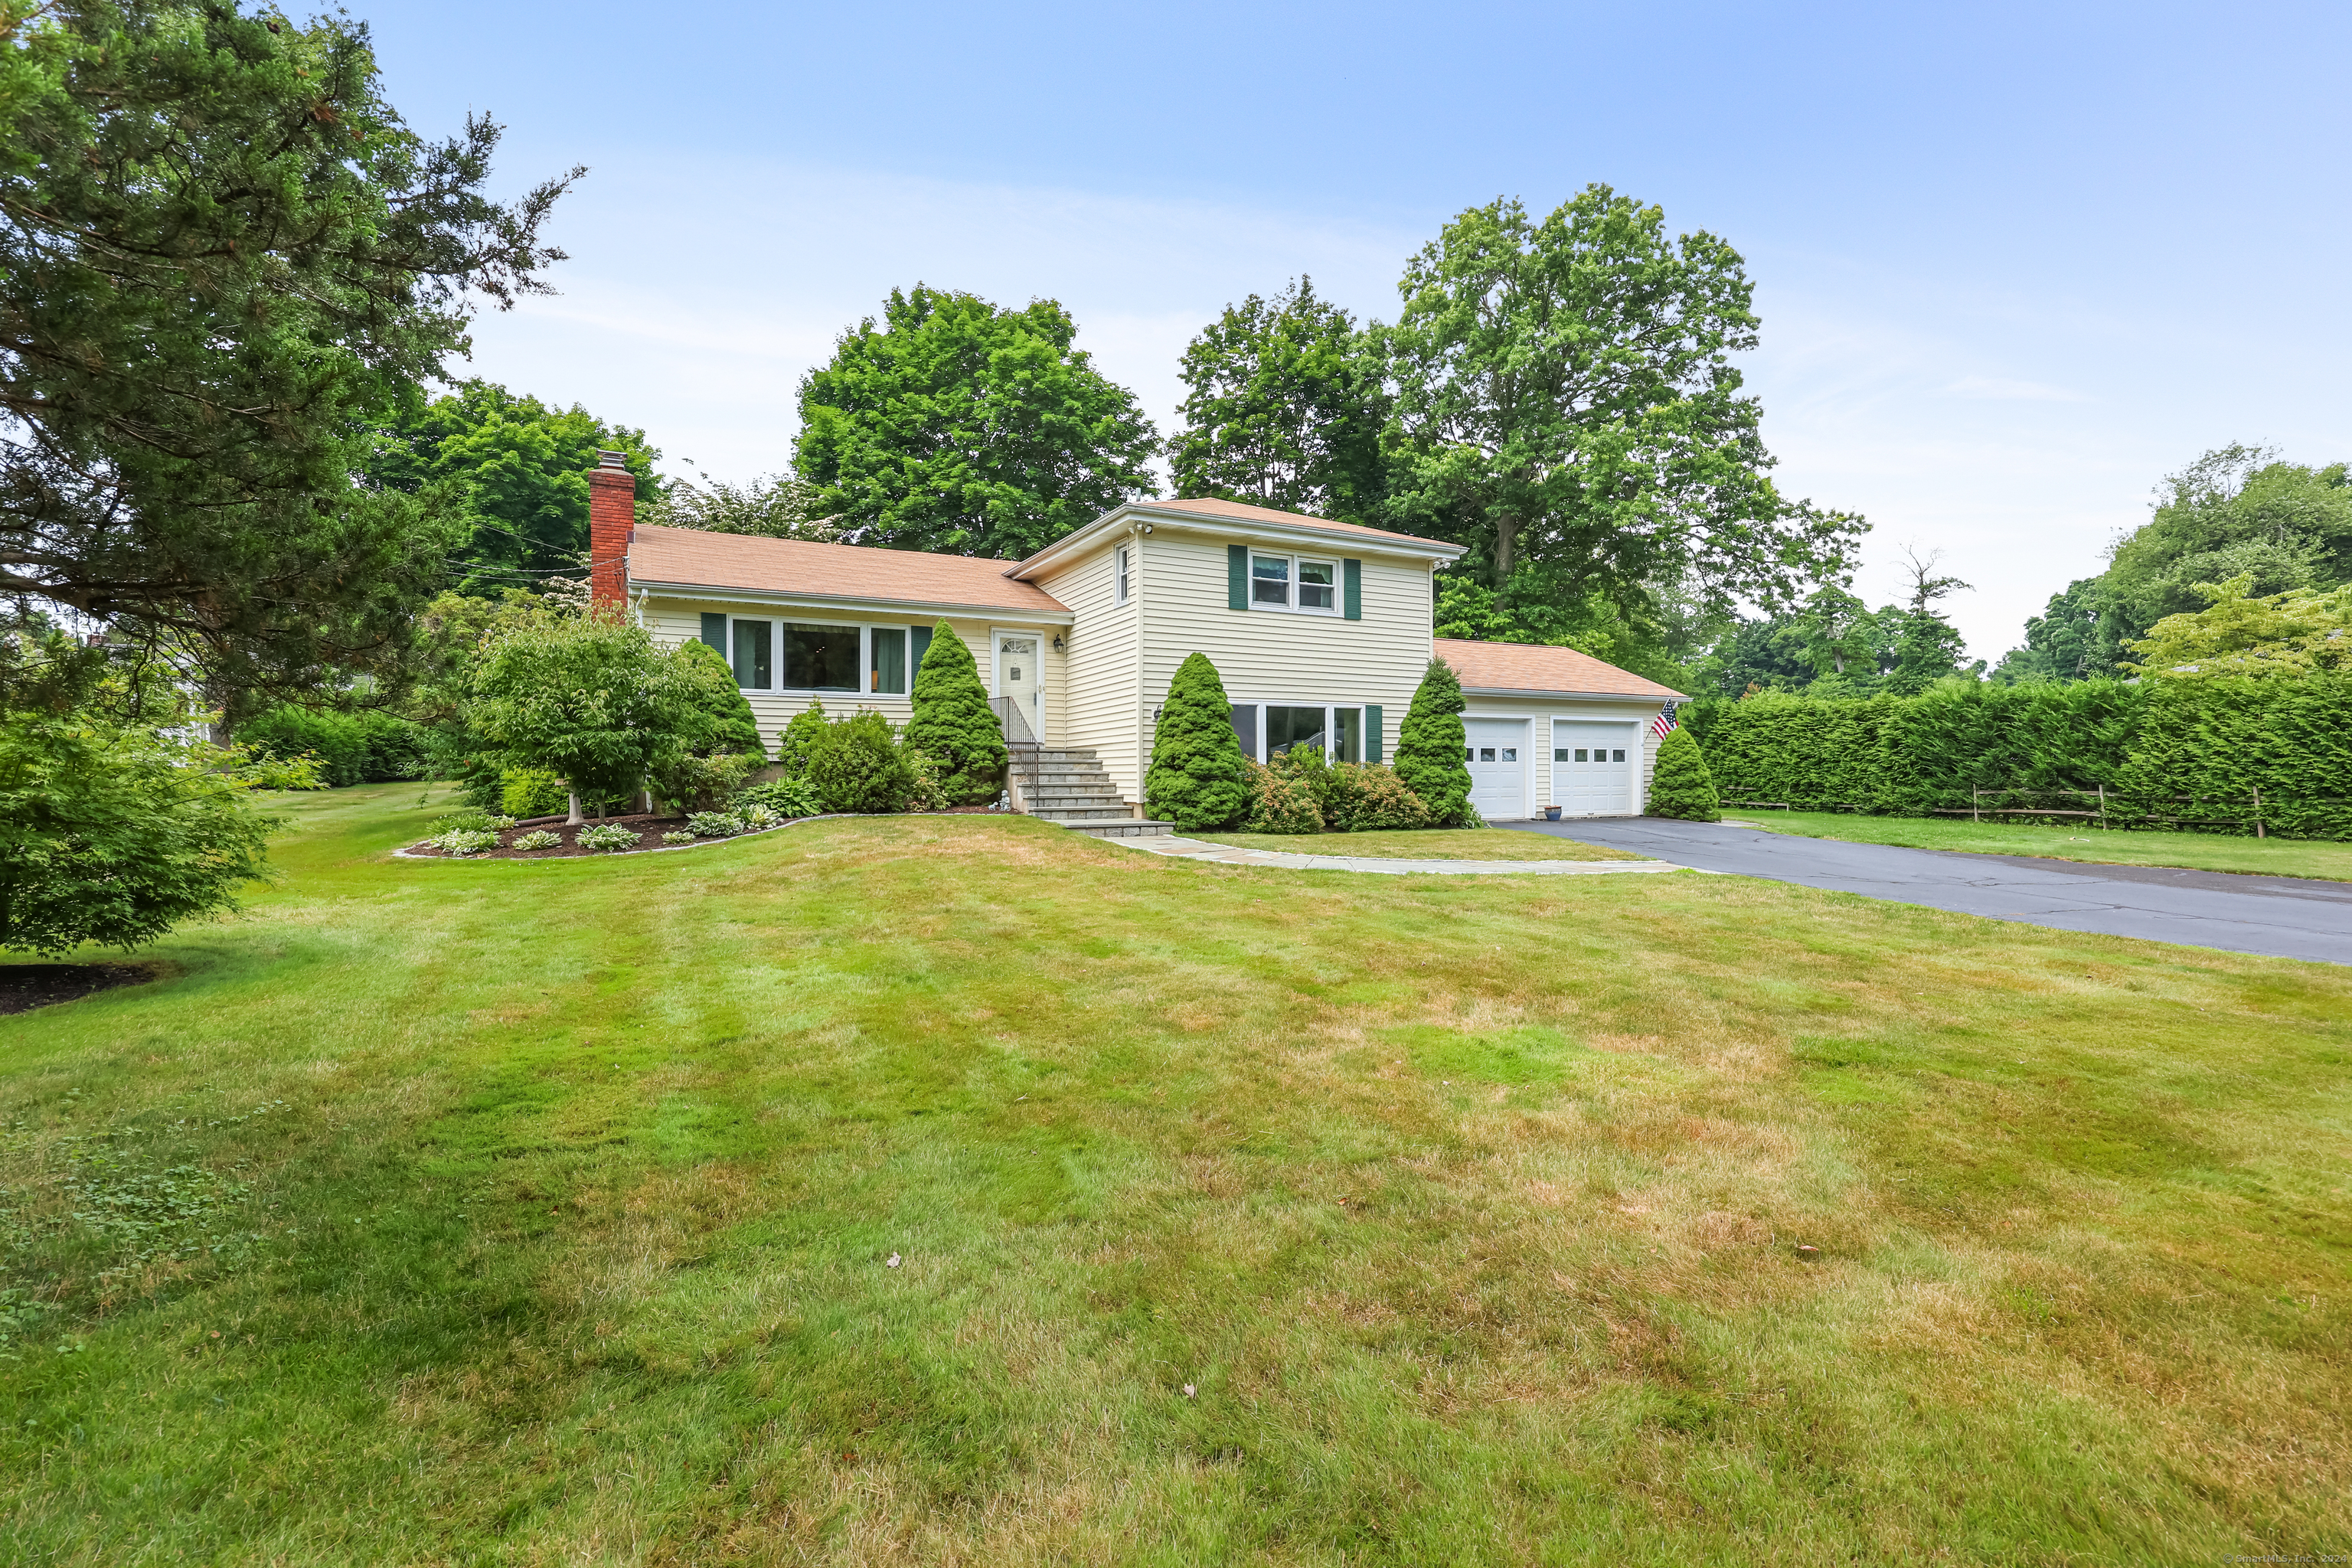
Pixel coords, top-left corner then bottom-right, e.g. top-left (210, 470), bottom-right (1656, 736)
top-left (1251, 552), bottom-right (1338, 614)
top-left (1115, 544), bottom-right (1131, 605)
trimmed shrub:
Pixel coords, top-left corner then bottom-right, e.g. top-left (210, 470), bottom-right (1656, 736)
top-left (737, 776), bottom-right (822, 818)
top-left (1646, 727), bottom-right (1721, 821)
top-left (671, 638), bottom-right (767, 760)
top-left (500, 768), bottom-right (568, 819)
top-left (905, 622), bottom-right (1008, 804)
top-left (1325, 763), bottom-right (1431, 831)
top-left (1145, 653), bottom-right (1251, 832)
top-left (1394, 658), bottom-right (1473, 826)
top-left (808, 710), bottom-right (916, 813)
top-left (577, 824), bottom-right (637, 852)
top-left (773, 701), bottom-right (831, 778)
top-left (240, 705), bottom-right (430, 787)
top-left (1243, 760), bottom-right (1323, 834)
top-left (654, 750), bottom-right (757, 813)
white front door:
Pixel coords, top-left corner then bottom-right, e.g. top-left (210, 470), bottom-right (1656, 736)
top-left (1551, 720), bottom-right (1638, 815)
top-left (995, 632), bottom-right (1043, 742)
top-left (1464, 718), bottom-right (1528, 820)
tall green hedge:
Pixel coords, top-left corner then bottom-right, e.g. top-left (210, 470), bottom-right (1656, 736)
top-left (1694, 676), bottom-right (2352, 838)
top-left (240, 705), bottom-right (430, 787)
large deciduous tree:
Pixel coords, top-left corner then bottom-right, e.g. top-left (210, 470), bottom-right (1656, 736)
top-left (363, 381), bottom-right (657, 595)
top-left (794, 286), bottom-right (1159, 559)
top-left (1383, 188), bottom-right (1864, 624)
top-left (1169, 276), bottom-right (1389, 524)
top-left (0, 0), bottom-right (579, 720)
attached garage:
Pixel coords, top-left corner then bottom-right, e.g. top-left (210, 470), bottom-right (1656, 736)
top-left (1551, 720), bottom-right (1640, 816)
top-left (1465, 717), bottom-right (1530, 821)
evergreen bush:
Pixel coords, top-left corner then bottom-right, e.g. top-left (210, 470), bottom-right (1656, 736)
top-left (773, 701), bottom-right (831, 778)
top-left (905, 622), bottom-right (1008, 804)
top-left (1646, 727), bottom-right (1720, 821)
top-left (1691, 675), bottom-right (2352, 838)
top-left (1244, 760), bottom-right (1324, 833)
top-left (808, 710), bottom-right (916, 814)
top-left (671, 639), bottom-right (767, 760)
top-left (1144, 653), bottom-right (1251, 831)
top-left (652, 752), bottom-right (757, 813)
top-left (240, 705), bottom-right (429, 787)
top-left (1394, 658), bottom-right (1473, 826)
top-left (1326, 763), bottom-right (1431, 831)
top-left (500, 768), bottom-right (567, 818)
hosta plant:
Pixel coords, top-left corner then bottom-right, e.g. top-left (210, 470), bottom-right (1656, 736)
top-left (509, 830), bottom-right (564, 851)
top-left (577, 824), bottom-right (637, 852)
top-left (685, 812), bottom-right (742, 838)
top-left (661, 831), bottom-right (695, 846)
top-left (429, 828), bottom-right (499, 856)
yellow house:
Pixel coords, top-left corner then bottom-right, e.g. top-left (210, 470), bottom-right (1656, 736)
top-left (590, 459), bottom-right (1685, 835)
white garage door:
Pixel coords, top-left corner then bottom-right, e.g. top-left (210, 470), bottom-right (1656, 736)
top-left (1465, 719), bottom-right (1528, 821)
top-left (1552, 721), bottom-right (1638, 816)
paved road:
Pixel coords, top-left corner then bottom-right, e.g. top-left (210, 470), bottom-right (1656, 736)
top-left (1499, 817), bottom-right (2352, 966)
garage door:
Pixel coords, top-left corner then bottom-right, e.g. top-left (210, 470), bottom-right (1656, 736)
top-left (1551, 721), bottom-right (1637, 816)
top-left (1465, 718), bottom-right (1528, 821)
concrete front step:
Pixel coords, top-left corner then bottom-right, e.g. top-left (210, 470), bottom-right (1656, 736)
top-left (1032, 807), bottom-right (1142, 822)
top-left (1050, 818), bottom-right (1176, 838)
top-left (1027, 789), bottom-right (1127, 807)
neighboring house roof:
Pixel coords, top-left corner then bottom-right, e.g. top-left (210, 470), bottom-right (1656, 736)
top-left (1436, 638), bottom-right (1687, 701)
top-left (626, 524), bottom-right (1070, 619)
top-left (1008, 497), bottom-right (1463, 580)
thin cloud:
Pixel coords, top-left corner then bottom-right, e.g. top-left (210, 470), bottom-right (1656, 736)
top-left (1945, 375), bottom-right (2092, 403)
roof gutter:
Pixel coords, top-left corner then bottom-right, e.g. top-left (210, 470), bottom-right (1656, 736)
top-left (1458, 685), bottom-right (1690, 703)
top-left (625, 578), bottom-right (1075, 625)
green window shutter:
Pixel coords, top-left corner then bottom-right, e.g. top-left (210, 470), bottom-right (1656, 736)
top-left (911, 623), bottom-right (933, 671)
top-left (1227, 544), bottom-right (1249, 610)
top-left (1343, 559), bottom-right (1362, 620)
top-left (700, 612), bottom-right (727, 654)
top-left (1365, 704), bottom-right (1383, 763)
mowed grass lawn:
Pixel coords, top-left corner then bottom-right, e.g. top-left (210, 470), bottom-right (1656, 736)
top-left (2, 786), bottom-right (2347, 1566)
top-left (1725, 809), bottom-right (2352, 881)
top-left (1194, 828), bottom-right (1642, 861)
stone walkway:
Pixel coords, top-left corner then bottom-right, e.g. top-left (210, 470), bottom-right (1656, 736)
top-left (1112, 835), bottom-right (1693, 877)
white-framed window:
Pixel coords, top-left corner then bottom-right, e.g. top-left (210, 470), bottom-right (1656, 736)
top-left (1261, 704), bottom-right (1367, 763)
top-left (707, 616), bottom-right (923, 695)
top-left (1115, 544), bottom-right (1131, 606)
top-left (1250, 552), bottom-right (1338, 614)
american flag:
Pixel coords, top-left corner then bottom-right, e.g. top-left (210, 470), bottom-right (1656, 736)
top-left (1650, 701), bottom-right (1679, 740)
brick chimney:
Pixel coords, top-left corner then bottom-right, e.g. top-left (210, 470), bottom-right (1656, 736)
top-left (587, 449), bottom-right (635, 609)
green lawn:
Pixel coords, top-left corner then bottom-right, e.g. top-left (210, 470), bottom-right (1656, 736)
top-left (1194, 828), bottom-right (1642, 861)
top-left (2, 785), bottom-right (2347, 1564)
top-left (1723, 809), bottom-right (2352, 880)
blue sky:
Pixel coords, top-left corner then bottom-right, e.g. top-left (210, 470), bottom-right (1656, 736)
top-left (363, 0), bottom-right (2350, 658)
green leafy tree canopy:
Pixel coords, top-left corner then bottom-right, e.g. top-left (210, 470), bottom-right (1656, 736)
top-left (1383, 188), bottom-right (1866, 625)
top-left (1170, 276), bottom-right (1390, 524)
top-left (795, 285), bottom-right (1159, 559)
top-left (2122, 576), bottom-right (2352, 679)
top-left (466, 611), bottom-right (695, 815)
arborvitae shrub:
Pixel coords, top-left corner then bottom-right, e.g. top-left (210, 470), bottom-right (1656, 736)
top-left (1144, 653), bottom-right (1251, 831)
top-left (1394, 658), bottom-right (1473, 826)
top-left (1645, 727), bottom-right (1721, 821)
top-left (671, 638), bottom-right (766, 759)
top-left (807, 710), bottom-right (916, 814)
top-left (905, 621), bottom-right (1008, 805)
top-left (240, 705), bottom-right (428, 786)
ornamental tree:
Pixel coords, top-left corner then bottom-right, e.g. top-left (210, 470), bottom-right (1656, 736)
top-left (1, 0), bottom-right (580, 721)
top-left (466, 612), bottom-right (694, 818)
top-left (1393, 658), bottom-right (1473, 826)
top-left (794, 286), bottom-right (1159, 559)
top-left (1645, 727), bottom-right (1720, 821)
top-left (1144, 653), bottom-right (1250, 831)
top-left (904, 622), bottom-right (1008, 804)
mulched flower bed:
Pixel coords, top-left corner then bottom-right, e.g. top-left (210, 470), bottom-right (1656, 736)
top-left (402, 805), bottom-right (1013, 861)
top-left (0, 962), bottom-right (160, 1015)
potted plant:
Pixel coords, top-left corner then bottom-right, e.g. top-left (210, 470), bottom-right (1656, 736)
top-left (1544, 805), bottom-right (1563, 821)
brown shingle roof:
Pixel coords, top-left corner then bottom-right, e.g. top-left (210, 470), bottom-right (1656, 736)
top-left (1436, 638), bottom-right (1686, 701)
top-left (627, 524), bottom-right (1069, 617)
top-left (1138, 496), bottom-right (1452, 548)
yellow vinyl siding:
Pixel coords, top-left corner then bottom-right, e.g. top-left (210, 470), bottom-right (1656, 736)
top-left (1131, 530), bottom-right (1432, 795)
top-left (1034, 537), bottom-right (1142, 799)
top-left (637, 598), bottom-right (1063, 753)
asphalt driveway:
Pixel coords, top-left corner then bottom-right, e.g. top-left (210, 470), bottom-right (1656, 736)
top-left (1500, 817), bottom-right (2352, 966)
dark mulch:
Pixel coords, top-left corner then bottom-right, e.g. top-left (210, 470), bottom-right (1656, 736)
top-left (0, 962), bottom-right (161, 1015)
top-left (403, 805), bottom-right (1014, 861)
